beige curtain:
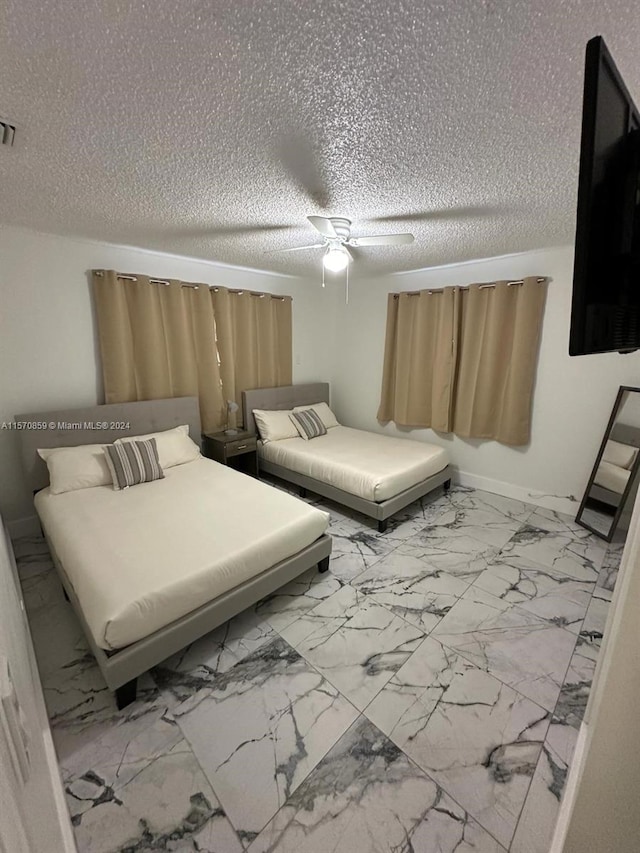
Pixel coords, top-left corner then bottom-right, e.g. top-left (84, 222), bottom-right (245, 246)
top-left (93, 271), bottom-right (225, 432)
top-left (453, 278), bottom-right (547, 445)
top-left (377, 288), bottom-right (458, 432)
top-left (378, 276), bottom-right (547, 446)
top-left (93, 271), bottom-right (293, 433)
top-left (218, 290), bottom-right (293, 426)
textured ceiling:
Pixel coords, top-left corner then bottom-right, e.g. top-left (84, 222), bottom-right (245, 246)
top-left (1, 0), bottom-right (640, 278)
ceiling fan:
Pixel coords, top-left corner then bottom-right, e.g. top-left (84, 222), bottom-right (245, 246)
top-left (274, 216), bottom-right (414, 273)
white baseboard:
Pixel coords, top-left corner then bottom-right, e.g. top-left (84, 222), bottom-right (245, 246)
top-left (455, 470), bottom-right (580, 516)
top-left (6, 515), bottom-right (40, 540)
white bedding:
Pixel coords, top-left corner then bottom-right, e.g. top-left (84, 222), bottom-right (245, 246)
top-left (259, 426), bottom-right (449, 502)
top-left (35, 458), bottom-right (329, 650)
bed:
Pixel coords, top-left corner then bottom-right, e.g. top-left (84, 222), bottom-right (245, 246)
top-left (242, 383), bottom-right (452, 532)
top-left (16, 397), bottom-right (331, 708)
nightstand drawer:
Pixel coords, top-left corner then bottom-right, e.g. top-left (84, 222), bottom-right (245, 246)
top-left (225, 436), bottom-right (257, 457)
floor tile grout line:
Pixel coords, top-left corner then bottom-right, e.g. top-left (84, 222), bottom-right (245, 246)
top-left (45, 607), bottom-right (552, 852)
top-left (354, 672), bottom-right (518, 851)
top-left (434, 614), bottom-right (574, 712)
top-left (351, 582), bottom-right (474, 639)
top-left (259, 635), bottom-right (511, 851)
top-left (326, 499), bottom-right (617, 850)
top-left (158, 692), bottom-right (250, 848)
top-left (466, 516), bottom-right (605, 639)
top-left (482, 543), bottom-right (603, 585)
top-left (430, 510), bottom-right (593, 634)
top-left (207, 633), bottom-right (367, 848)
top-left (509, 625), bottom-right (606, 850)
top-left (275, 563), bottom-right (558, 722)
top-left (508, 737), bottom-right (556, 852)
top-left (278, 521), bottom-right (583, 721)
top-left (159, 633), bottom-right (365, 848)
top-left (19, 493), bottom-right (612, 852)
top-left (468, 576), bottom-right (593, 638)
top-left (458, 578), bottom-right (588, 645)
top-left (345, 521), bottom-right (552, 853)
top-left (277, 610), bottom-right (423, 716)
top-left (426, 531), bottom-right (573, 716)
top-left (482, 520), bottom-right (615, 847)
top-left (549, 540), bottom-right (614, 726)
top-left (391, 732), bottom-right (510, 851)
top-left (422, 633), bottom-right (557, 719)
top-left (274, 536), bottom-right (561, 845)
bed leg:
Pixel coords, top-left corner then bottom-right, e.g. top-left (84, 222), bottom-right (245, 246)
top-left (443, 478), bottom-right (452, 493)
top-left (115, 678), bottom-right (138, 710)
top-left (378, 519), bottom-right (388, 534)
top-left (318, 556), bottom-right (330, 573)
top-left (299, 486), bottom-right (307, 498)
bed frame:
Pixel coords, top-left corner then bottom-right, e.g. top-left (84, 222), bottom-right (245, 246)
top-left (242, 383), bottom-right (452, 533)
top-left (16, 396), bottom-right (331, 709)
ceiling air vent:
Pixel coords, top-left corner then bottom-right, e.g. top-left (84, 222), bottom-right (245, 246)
top-left (1, 119), bottom-right (16, 147)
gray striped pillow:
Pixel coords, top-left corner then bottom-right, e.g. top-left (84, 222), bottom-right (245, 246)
top-left (104, 438), bottom-right (164, 490)
top-left (289, 409), bottom-right (327, 440)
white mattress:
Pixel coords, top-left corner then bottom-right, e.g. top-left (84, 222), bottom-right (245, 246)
top-left (259, 426), bottom-right (449, 502)
top-left (35, 458), bottom-right (329, 650)
top-left (594, 460), bottom-right (630, 495)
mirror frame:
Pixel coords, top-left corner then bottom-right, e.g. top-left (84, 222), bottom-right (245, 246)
top-left (576, 384), bottom-right (640, 542)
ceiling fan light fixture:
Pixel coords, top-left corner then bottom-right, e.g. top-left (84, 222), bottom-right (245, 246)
top-left (323, 246), bottom-right (350, 273)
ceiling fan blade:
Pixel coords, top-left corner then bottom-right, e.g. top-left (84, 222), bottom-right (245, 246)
top-left (307, 216), bottom-right (338, 239)
top-left (344, 245), bottom-right (367, 263)
top-left (348, 233), bottom-right (414, 247)
top-left (266, 243), bottom-right (326, 254)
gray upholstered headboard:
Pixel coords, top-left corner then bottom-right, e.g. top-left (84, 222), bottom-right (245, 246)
top-left (242, 383), bottom-right (330, 434)
top-left (16, 396), bottom-right (201, 494)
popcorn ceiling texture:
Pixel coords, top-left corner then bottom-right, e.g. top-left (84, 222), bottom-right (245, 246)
top-left (1, 0), bottom-right (639, 277)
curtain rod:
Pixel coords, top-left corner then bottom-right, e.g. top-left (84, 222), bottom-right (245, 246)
top-left (393, 277), bottom-right (547, 297)
top-left (92, 271), bottom-right (288, 300)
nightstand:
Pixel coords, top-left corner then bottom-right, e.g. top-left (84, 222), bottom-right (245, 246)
top-left (202, 430), bottom-right (259, 477)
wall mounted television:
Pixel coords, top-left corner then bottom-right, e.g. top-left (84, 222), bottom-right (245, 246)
top-left (569, 36), bottom-right (640, 356)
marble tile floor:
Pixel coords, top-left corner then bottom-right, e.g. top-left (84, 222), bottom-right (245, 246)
top-left (17, 485), bottom-right (623, 853)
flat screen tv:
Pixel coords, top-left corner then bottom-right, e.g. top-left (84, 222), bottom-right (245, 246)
top-left (570, 36), bottom-right (640, 356)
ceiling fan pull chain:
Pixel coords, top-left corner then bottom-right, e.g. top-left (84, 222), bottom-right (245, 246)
top-left (322, 263), bottom-right (325, 289)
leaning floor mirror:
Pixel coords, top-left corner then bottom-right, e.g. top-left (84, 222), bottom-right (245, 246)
top-left (577, 385), bottom-right (640, 542)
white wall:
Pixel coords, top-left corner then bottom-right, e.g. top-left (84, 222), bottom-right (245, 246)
top-left (3, 230), bottom-right (639, 524)
top-left (0, 521), bottom-right (75, 851)
top-left (328, 246), bottom-right (640, 511)
top-left (0, 225), bottom-right (330, 526)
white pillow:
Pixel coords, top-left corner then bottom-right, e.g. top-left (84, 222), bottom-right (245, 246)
top-left (253, 409), bottom-right (299, 443)
top-left (594, 460), bottom-right (631, 494)
top-left (293, 402), bottom-right (339, 429)
top-left (602, 439), bottom-right (638, 470)
top-left (117, 424), bottom-right (200, 469)
top-left (38, 444), bottom-right (113, 495)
